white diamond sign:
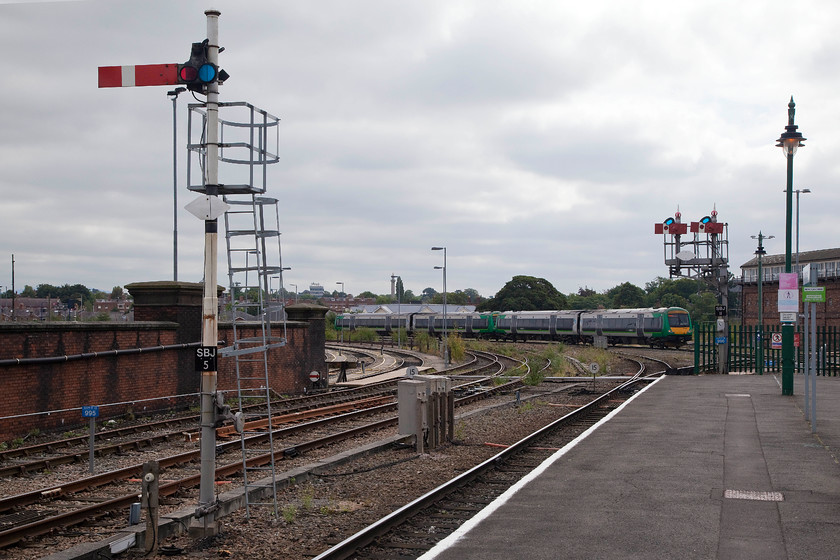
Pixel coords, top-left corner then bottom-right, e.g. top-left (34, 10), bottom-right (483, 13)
top-left (185, 195), bottom-right (230, 221)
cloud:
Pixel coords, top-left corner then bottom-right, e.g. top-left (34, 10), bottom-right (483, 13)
top-left (2, 0), bottom-right (840, 301)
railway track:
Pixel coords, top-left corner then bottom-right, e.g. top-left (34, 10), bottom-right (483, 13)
top-left (0, 348), bottom-right (529, 553)
top-left (311, 357), bottom-right (656, 559)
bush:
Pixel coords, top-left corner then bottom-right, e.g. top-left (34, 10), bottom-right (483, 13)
top-left (414, 332), bottom-right (437, 353)
top-left (351, 327), bottom-right (378, 343)
top-left (448, 333), bottom-right (465, 362)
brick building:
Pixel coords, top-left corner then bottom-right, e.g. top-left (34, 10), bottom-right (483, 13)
top-left (739, 247), bottom-right (840, 328)
top-left (0, 282), bottom-right (327, 442)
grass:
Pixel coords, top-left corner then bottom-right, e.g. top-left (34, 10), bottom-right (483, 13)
top-left (281, 504), bottom-right (297, 523)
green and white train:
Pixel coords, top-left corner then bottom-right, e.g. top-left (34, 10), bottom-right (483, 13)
top-left (335, 307), bottom-right (693, 347)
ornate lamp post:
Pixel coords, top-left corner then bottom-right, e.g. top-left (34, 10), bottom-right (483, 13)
top-left (776, 97), bottom-right (806, 395)
top-left (751, 232), bottom-right (773, 375)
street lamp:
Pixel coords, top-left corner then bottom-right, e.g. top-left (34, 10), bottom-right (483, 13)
top-left (167, 87), bottom-right (186, 282)
top-left (776, 96), bottom-right (806, 396)
top-left (289, 283), bottom-right (298, 304)
top-left (432, 246), bottom-right (448, 365)
top-left (336, 281), bottom-right (345, 344)
top-left (793, 188), bottom-right (811, 278)
top-left (751, 232), bottom-right (774, 376)
top-left (270, 276), bottom-right (279, 301)
top-left (788, 187), bottom-right (811, 331)
top-left (244, 250), bottom-right (259, 301)
top-left (391, 274), bottom-right (402, 349)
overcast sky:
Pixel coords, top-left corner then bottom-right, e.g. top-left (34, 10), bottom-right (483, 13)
top-left (2, 0), bottom-right (838, 300)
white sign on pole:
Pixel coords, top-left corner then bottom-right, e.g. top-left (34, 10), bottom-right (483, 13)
top-left (777, 290), bottom-right (799, 313)
top-left (780, 312), bottom-right (797, 323)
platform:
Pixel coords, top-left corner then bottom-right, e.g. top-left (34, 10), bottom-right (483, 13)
top-left (421, 373), bottom-right (840, 560)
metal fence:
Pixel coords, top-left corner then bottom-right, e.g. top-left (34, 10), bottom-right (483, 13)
top-left (695, 322), bottom-right (840, 376)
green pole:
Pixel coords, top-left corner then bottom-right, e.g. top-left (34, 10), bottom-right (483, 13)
top-left (781, 139), bottom-right (795, 393)
top-left (757, 237), bottom-right (764, 375)
top-left (694, 327), bottom-right (699, 374)
top-left (776, 97), bottom-right (804, 395)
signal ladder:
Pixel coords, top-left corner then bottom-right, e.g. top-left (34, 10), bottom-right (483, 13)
top-left (188, 100), bottom-right (286, 518)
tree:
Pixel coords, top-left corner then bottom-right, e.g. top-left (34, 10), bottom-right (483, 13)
top-left (477, 276), bottom-right (566, 311)
top-left (606, 282), bottom-right (646, 308)
top-left (21, 285), bottom-right (36, 297)
top-left (462, 288), bottom-right (481, 303)
top-left (35, 283), bottom-right (91, 307)
top-left (577, 286), bottom-right (597, 298)
top-left (358, 291), bottom-right (377, 299)
top-left (395, 277), bottom-right (405, 302)
top-left (110, 286), bottom-right (124, 300)
top-left (645, 277), bottom-right (704, 307)
top-left (688, 291), bottom-right (718, 324)
top-left (431, 291), bottom-right (468, 305)
top-left (566, 291), bottom-right (609, 310)
top-left (422, 287), bottom-right (437, 301)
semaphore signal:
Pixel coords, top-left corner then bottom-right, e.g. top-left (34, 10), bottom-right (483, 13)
top-left (98, 39), bottom-right (228, 92)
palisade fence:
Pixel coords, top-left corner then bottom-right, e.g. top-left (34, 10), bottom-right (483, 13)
top-left (695, 322), bottom-right (840, 376)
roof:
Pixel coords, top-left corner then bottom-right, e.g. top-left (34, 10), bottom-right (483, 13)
top-left (348, 304), bottom-right (476, 314)
top-left (740, 247), bottom-right (840, 268)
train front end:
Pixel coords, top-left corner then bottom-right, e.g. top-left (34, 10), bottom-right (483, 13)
top-left (664, 307), bottom-right (692, 346)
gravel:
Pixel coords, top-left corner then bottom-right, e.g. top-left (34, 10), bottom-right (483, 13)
top-left (124, 384), bottom-right (598, 559)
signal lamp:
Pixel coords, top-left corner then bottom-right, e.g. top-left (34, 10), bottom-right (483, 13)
top-left (177, 39), bottom-right (219, 93)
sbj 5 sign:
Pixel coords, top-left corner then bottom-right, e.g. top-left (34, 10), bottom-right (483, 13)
top-left (195, 346), bottom-right (217, 372)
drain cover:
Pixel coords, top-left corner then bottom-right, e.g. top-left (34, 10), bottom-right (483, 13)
top-left (724, 489), bottom-right (784, 501)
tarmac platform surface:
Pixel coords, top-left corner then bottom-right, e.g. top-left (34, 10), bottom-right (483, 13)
top-left (420, 373), bottom-right (840, 560)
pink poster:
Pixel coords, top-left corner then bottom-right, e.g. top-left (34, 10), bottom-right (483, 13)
top-left (779, 272), bottom-right (798, 290)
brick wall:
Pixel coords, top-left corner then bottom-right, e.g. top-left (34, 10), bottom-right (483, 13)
top-left (740, 276), bottom-right (840, 328)
top-left (0, 282), bottom-right (327, 442)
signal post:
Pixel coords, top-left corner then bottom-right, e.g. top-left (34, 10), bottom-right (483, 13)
top-left (99, 9), bottom-right (228, 537)
top-left (655, 209), bottom-right (730, 374)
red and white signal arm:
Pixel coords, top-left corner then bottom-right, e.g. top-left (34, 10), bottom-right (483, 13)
top-left (654, 222), bottom-right (687, 234)
top-left (98, 64), bottom-right (179, 88)
top-left (690, 221), bottom-right (725, 234)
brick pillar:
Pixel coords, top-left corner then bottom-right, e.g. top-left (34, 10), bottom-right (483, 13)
top-left (286, 303), bottom-right (329, 389)
top-left (126, 282), bottom-right (222, 396)
top-left (126, 282), bottom-right (206, 344)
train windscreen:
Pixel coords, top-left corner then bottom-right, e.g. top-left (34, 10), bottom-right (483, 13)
top-left (668, 312), bottom-right (690, 327)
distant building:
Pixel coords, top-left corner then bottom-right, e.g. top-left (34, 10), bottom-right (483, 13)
top-left (740, 247), bottom-right (840, 283)
top-left (93, 298), bottom-right (131, 313)
top-left (349, 304), bottom-right (476, 314)
top-left (0, 297), bottom-right (61, 321)
top-left (309, 283), bottom-right (325, 298)
top-left (739, 247), bottom-right (840, 328)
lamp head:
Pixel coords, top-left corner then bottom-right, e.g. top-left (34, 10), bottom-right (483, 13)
top-left (776, 97), bottom-right (806, 157)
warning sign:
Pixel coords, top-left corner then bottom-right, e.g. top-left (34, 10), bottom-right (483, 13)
top-left (771, 332), bottom-right (782, 350)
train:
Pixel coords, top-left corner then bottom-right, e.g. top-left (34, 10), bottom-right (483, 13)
top-left (335, 307), bottom-right (693, 348)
